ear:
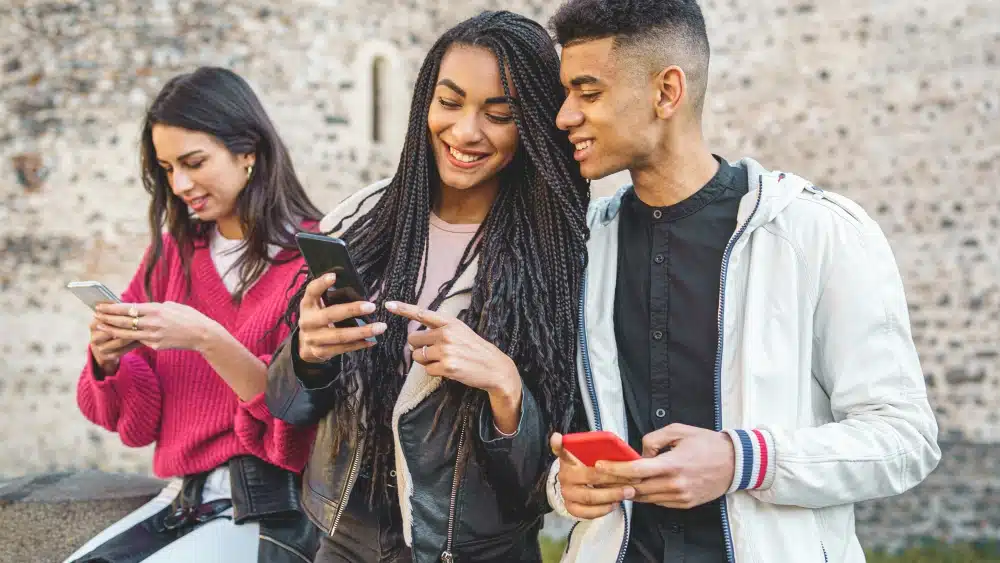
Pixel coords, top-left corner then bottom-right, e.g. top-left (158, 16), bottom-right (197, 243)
top-left (239, 152), bottom-right (256, 168)
top-left (653, 66), bottom-right (686, 120)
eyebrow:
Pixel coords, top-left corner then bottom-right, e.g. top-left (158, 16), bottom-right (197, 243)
top-left (437, 79), bottom-right (466, 97)
top-left (569, 75), bottom-right (601, 87)
top-left (158, 150), bottom-right (205, 164)
top-left (436, 78), bottom-right (516, 106)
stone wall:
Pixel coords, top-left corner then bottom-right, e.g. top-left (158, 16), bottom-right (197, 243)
top-left (1, 0), bottom-right (998, 549)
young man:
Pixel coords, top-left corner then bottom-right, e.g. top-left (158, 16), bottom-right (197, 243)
top-left (545, 1), bottom-right (941, 562)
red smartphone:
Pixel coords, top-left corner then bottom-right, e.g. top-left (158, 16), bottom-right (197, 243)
top-left (561, 431), bottom-right (641, 467)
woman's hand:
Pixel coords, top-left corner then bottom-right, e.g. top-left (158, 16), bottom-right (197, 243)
top-left (298, 273), bottom-right (387, 363)
top-left (94, 302), bottom-right (221, 352)
top-left (386, 301), bottom-right (523, 433)
top-left (88, 318), bottom-right (141, 374)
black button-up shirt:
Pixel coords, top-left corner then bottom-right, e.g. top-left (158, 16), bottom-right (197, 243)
top-left (614, 156), bottom-right (748, 562)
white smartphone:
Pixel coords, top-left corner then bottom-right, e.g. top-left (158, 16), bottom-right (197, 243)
top-left (67, 281), bottom-right (122, 311)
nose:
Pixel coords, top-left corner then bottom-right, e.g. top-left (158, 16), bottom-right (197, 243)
top-left (556, 98), bottom-right (583, 132)
top-left (451, 110), bottom-right (485, 145)
top-left (170, 169), bottom-right (193, 195)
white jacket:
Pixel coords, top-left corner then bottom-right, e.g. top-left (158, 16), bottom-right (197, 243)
top-left (546, 157), bottom-right (941, 563)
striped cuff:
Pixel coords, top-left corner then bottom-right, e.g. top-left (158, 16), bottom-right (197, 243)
top-left (724, 428), bottom-right (776, 493)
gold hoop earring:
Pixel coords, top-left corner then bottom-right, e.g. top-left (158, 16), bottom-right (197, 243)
top-left (246, 165), bottom-right (253, 181)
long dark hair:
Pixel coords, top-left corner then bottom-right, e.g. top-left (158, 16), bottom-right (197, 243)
top-left (285, 11), bottom-right (590, 500)
top-left (140, 67), bottom-right (324, 301)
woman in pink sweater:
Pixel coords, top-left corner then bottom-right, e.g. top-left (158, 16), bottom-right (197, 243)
top-left (65, 67), bottom-right (323, 563)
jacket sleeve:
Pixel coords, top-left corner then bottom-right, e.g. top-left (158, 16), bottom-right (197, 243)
top-left (725, 213), bottom-right (941, 507)
top-left (76, 251), bottom-right (163, 448)
top-left (476, 382), bottom-right (550, 515)
top-left (265, 330), bottom-right (344, 426)
top-left (545, 458), bottom-right (585, 521)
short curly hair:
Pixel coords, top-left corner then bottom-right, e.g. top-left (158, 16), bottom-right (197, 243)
top-left (550, 0), bottom-right (711, 113)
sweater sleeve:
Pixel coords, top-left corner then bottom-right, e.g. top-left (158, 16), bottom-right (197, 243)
top-left (76, 247), bottom-right (164, 448)
top-left (232, 324), bottom-right (317, 472)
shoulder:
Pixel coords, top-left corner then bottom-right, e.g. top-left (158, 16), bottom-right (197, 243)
top-left (776, 185), bottom-right (882, 245)
top-left (139, 232), bottom-right (182, 270)
top-left (586, 184), bottom-right (632, 229)
top-left (764, 182), bottom-right (898, 286)
top-left (318, 178), bottom-right (393, 234)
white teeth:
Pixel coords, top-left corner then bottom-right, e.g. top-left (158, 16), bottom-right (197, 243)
top-left (449, 146), bottom-right (486, 163)
top-left (575, 140), bottom-right (593, 151)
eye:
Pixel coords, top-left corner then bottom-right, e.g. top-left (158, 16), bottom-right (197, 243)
top-left (486, 113), bottom-right (514, 124)
top-left (438, 97), bottom-right (461, 109)
top-left (581, 92), bottom-right (601, 102)
top-left (185, 160), bottom-right (205, 169)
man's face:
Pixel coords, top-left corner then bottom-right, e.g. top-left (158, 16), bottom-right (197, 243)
top-left (556, 37), bottom-right (657, 180)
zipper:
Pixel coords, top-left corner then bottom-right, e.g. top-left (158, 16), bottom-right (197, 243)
top-left (577, 272), bottom-right (631, 563)
top-left (259, 534), bottom-right (313, 563)
top-left (714, 174), bottom-right (766, 563)
top-left (822, 542), bottom-right (828, 562)
top-left (440, 412), bottom-right (469, 562)
top-left (578, 274), bottom-right (603, 428)
top-left (329, 432), bottom-right (365, 537)
top-left (564, 522), bottom-right (579, 554)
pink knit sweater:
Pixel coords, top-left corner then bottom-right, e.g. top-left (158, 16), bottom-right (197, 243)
top-left (77, 235), bottom-right (314, 478)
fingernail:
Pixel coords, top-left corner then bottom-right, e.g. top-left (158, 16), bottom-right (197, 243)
top-left (385, 301), bottom-right (398, 312)
top-left (372, 322), bottom-right (387, 334)
top-left (623, 487), bottom-right (635, 500)
top-left (361, 302), bottom-right (376, 313)
top-left (324, 273), bottom-right (336, 282)
top-left (594, 462), bottom-right (605, 471)
top-left (97, 324), bottom-right (107, 330)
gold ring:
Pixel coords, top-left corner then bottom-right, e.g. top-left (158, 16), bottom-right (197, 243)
top-left (128, 305), bottom-right (139, 318)
top-left (131, 316), bottom-right (139, 331)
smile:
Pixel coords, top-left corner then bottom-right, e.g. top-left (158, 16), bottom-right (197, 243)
top-left (444, 143), bottom-right (490, 169)
top-left (186, 196), bottom-right (209, 211)
top-left (572, 139), bottom-right (594, 162)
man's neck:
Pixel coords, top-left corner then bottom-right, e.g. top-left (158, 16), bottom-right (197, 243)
top-left (630, 140), bottom-right (719, 208)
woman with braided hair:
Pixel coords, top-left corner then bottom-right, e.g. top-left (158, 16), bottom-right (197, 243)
top-left (265, 10), bottom-right (589, 563)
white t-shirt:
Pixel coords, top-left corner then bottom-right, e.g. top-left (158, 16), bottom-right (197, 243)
top-left (208, 227), bottom-right (281, 295)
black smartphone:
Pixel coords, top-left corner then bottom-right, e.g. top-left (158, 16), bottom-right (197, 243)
top-left (295, 232), bottom-right (376, 339)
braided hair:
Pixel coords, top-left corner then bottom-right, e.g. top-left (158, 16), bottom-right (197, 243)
top-left (284, 10), bottom-right (590, 501)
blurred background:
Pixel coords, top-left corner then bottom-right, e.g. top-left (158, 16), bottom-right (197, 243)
top-left (1, 0), bottom-right (998, 559)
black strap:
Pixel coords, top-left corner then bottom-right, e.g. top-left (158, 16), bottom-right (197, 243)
top-left (68, 474), bottom-right (232, 563)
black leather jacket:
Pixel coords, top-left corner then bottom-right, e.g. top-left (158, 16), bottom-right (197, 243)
top-left (265, 331), bottom-right (549, 563)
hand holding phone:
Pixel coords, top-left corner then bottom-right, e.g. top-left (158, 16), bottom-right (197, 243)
top-left (67, 281), bottom-right (139, 374)
top-left (550, 432), bottom-right (640, 521)
top-left (561, 431), bottom-right (642, 467)
top-left (295, 233), bottom-right (388, 363)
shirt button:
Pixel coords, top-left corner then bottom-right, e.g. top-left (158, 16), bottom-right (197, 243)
top-left (654, 254), bottom-right (665, 264)
top-left (655, 408), bottom-right (666, 418)
top-left (652, 330), bottom-right (663, 340)
top-left (670, 523), bottom-right (682, 534)
top-left (652, 209), bottom-right (663, 219)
